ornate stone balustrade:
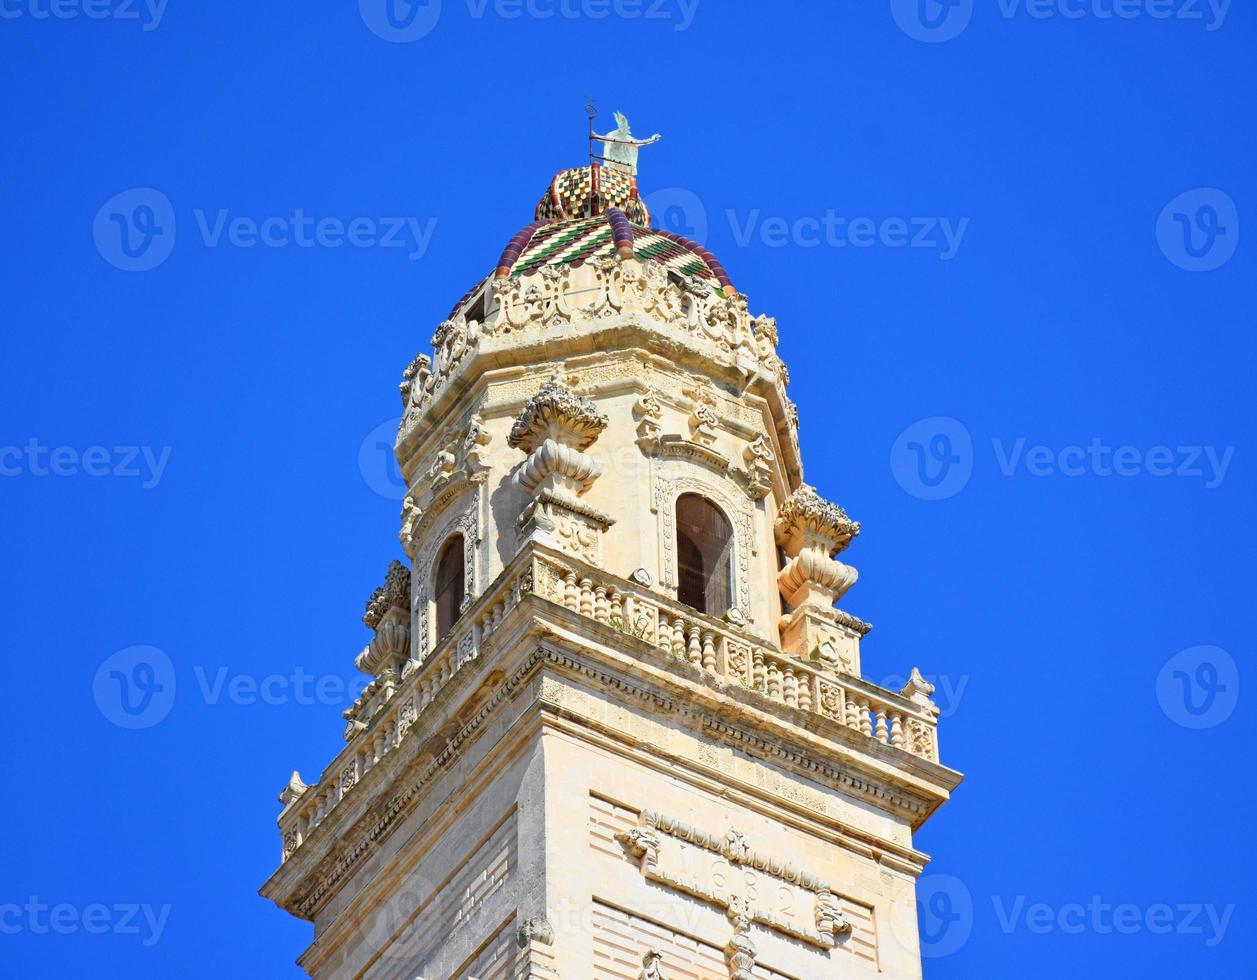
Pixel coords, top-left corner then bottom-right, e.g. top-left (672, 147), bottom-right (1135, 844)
top-left (275, 544), bottom-right (942, 864)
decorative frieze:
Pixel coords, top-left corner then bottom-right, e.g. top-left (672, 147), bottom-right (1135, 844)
top-left (615, 808), bottom-right (854, 952)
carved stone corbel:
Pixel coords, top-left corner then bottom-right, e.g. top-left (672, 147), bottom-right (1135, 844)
top-left (463, 413), bottom-right (492, 482)
top-left (736, 433), bottom-right (775, 500)
top-left (633, 387), bottom-right (664, 449)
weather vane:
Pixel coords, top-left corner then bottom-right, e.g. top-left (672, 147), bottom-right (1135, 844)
top-left (586, 101), bottom-right (661, 178)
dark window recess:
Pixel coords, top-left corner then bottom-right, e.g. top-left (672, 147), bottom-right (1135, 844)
top-left (675, 494), bottom-right (734, 616)
top-left (464, 291), bottom-right (486, 324)
top-left (434, 535), bottom-right (465, 640)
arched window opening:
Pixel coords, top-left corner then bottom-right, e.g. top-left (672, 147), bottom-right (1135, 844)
top-left (434, 535), bottom-right (465, 641)
top-left (675, 494), bottom-right (734, 616)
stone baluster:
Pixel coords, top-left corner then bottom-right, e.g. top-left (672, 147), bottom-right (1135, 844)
top-left (672, 618), bottom-right (686, 659)
top-left (783, 666), bottom-right (799, 707)
top-left (890, 712), bottom-right (905, 749)
top-left (579, 578), bottom-right (594, 618)
top-left (687, 625), bottom-right (702, 665)
top-left (564, 571), bottom-right (579, 611)
top-left (797, 672), bottom-right (813, 712)
top-left (609, 588), bottom-right (623, 627)
top-left (767, 662), bottom-right (782, 700)
top-left (859, 700), bottom-right (873, 736)
top-left (875, 707), bottom-right (889, 744)
top-left (594, 585), bottom-right (609, 624)
top-left (752, 650), bottom-right (766, 691)
top-left (701, 631), bottom-right (716, 671)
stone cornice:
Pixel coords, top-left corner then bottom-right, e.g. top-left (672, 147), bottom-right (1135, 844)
top-left (262, 541), bottom-right (960, 922)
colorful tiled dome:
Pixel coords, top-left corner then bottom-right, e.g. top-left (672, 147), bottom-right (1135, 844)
top-left (486, 164), bottom-right (735, 300)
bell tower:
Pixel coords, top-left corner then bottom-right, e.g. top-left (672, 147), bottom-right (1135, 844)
top-left (261, 131), bottom-right (962, 979)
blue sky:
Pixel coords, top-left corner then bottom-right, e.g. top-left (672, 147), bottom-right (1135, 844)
top-left (1, 2), bottom-right (1254, 976)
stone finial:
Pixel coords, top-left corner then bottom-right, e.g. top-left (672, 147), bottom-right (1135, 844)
top-left (775, 485), bottom-right (861, 610)
top-left (508, 381), bottom-right (608, 453)
top-left (775, 484), bottom-right (860, 557)
top-left (278, 771), bottom-right (308, 807)
top-left (363, 560), bottom-right (411, 630)
top-left (900, 667), bottom-right (937, 707)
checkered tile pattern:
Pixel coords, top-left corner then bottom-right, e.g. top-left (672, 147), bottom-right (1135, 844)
top-left (509, 215), bottom-right (719, 294)
top-left (534, 166), bottom-right (651, 225)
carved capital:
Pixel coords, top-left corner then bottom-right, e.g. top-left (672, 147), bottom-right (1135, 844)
top-left (362, 560), bottom-right (411, 630)
top-left (775, 484), bottom-right (860, 557)
top-left (508, 380), bottom-right (608, 453)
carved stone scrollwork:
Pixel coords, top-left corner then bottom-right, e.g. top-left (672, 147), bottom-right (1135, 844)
top-left (737, 433), bottom-right (775, 500)
top-left (815, 888), bottom-right (854, 947)
top-left (639, 949), bottom-right (666, 980)
top-left (615, 826), bottom-right (662, 873)
top-left (724, 895), bottom-right (758, 980)
top-left (633, 387), bottom-right (664, 448)
top-left (463, 413), bottom-right (492, 482)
